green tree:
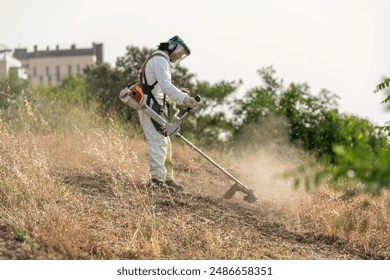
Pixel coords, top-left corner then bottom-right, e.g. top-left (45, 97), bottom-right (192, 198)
top-left (233, 67), bottom-right (281, 128)
top-left (115, 46), bottom-right (151, 83)
top-left (376, 77), bottom-right (390, 136)
top-left (303, 77), bottom-right (390, 195)
top-left (180, 80), bottom-right (241, 146)
top-left (232, 67), bottom-right (390, 194)
top-left (233, 66), bottom-right (387, 164)
top-left (0, 74), bottom-right (30, 109)
top-left (84, 63), bottom-right (125, 117)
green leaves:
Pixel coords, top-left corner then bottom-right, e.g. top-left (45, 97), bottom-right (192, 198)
top-left (377, 78), bottom-right (390, 91)
top-left (84, 63), bottom-right (125, 116)
top-left (180, 80), bottom-right (240, 146)
top-left (0, 74), bottom-right (31, 109)
top-left (375, 78), bottom-right (390, 136)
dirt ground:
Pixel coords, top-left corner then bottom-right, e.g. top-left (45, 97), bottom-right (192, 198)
top-left (1, 136), bottom-right (389, 260)
top-left (1, 177), bottom-right (387, 260)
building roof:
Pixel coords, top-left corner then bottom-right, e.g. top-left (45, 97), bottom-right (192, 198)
top-left (13, 43), bottom-right (103, 63)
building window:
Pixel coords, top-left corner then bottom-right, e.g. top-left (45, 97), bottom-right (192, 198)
top-left (39, 76), bottom-right (43, 84)
top-left (48, 75), bottom-right (52, 85)
top-left (68, 65), bottom-right (72, 76)
top-left (46, 66), bottom-right (50, 76)
top-left (33, 67), bottom-right (37, 76)
top-left (77, 64), bottom-right (80, 74)
top-left (56, 65), bottom-right (61, 83)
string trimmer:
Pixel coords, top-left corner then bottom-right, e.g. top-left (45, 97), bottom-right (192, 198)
top-left (119, 84), bottom-right (257, 203)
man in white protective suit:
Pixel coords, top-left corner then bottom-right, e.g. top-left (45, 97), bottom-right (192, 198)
top-left (138, 35), bottom-right (199, 192)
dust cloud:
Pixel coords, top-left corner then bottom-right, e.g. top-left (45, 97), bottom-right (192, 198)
top-left (231, 115), bottom-right (312, 208)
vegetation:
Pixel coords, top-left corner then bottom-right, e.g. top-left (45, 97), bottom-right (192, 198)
top-left (376, 77), bottom-right (390, 135)
top-left (1, 78), bottom-right (390, 259)
top-left (0, 46), bottom-right (389, 259)
top-left (232, 67), bottom-right (389, 194)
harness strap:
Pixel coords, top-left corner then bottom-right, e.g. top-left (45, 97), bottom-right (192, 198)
top-left (140, 53), bottom-right (168, 107)
top-left (140, 53), bottom-right (171, 136)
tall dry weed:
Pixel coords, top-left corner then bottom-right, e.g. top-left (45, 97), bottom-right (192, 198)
top-left (0, 100), bottom-right (163, 259)
top-left (293, 187), bottom-right (390, 257)
top-left (1, 98), bottom-right (390, 259)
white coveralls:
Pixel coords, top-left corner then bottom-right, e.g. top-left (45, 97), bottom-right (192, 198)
top-left (138, 50), bottom-right (187, 181)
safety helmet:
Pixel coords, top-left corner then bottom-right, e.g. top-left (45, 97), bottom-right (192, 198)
top-left (166, 35), bottom-right (191, 63)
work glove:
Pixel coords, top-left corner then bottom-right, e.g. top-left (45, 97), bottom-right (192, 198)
top-left (184, 95), bottom-right (198, 109)
top-left (180, 87), bottom-right (191, 94)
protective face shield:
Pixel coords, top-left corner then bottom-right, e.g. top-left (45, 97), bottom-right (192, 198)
top-left (169, 44), bottom-right (190, 63)
top-left (167, 36), bottom-right (191, 63)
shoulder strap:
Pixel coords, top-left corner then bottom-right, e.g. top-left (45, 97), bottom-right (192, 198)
top-left (140, 53), bottom-right (169, 107)
top-left (139, 53), bottom-right (168, 85)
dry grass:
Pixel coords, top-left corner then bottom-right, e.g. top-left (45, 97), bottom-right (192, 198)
top-left (1, 101), bottom-right (390, 259)
top-left (0, 101), bottom-right (260, 259)
top-left (291, 187), bottom-right (390, 257)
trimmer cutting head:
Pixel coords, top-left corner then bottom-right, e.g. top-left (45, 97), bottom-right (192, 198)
top-left (224, 183), bottom-right (257, 203)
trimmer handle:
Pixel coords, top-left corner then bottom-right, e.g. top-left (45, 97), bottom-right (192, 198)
top-left (182, 95), bottom-right (202, 116)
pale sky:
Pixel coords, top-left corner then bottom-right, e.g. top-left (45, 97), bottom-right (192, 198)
top-left (1, 0), bottom-right (389, 125)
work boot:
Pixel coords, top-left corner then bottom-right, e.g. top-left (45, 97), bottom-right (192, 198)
top-left (165, 180), bottom-right (184, 192)
top-left (149, 179), bottom-right (176, 193)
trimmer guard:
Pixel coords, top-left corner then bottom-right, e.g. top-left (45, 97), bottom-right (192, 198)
top-left (224, 183), bottom-right (258, 203)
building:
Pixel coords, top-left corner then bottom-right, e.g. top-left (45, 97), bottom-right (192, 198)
top-left (0, 49), bottom-right (28, 79)
top-left (13, 43), bottom-right (103, 87)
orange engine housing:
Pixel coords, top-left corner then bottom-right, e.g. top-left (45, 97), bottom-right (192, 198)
top-left (129, 84), bottom-right (144, 105)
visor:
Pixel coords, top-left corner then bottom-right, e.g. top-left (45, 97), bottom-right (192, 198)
top-left (169, 43), bottom-right (191, 63)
